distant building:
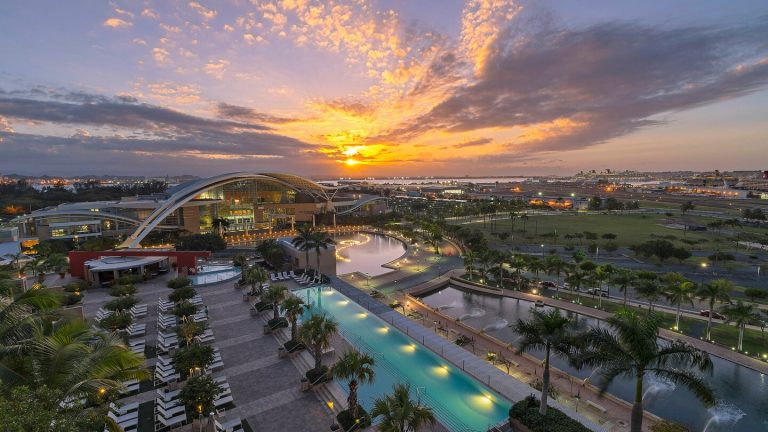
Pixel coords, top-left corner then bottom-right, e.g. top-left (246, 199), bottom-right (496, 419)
top-left (12, 172), bottom-right (389, 248)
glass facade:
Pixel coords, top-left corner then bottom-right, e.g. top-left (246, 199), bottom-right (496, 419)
top-left (192, 179), bottom-right (320, 233)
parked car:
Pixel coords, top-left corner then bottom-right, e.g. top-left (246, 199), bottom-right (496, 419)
top-left (586, 288), bottom-right (610, 297)
top-left (563, 282), bottom-right (571, 290)
top-left (699, 310), bottom-right (726, 320)
top-left (541, 281), bottom-right (557, 288)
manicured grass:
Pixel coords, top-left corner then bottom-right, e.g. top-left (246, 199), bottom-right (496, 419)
top-left (546, 291), bottom-right (768, 359)
top-left (461, 212), bottom-right (767, 256)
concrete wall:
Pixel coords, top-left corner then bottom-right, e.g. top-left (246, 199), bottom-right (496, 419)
top-left (279, 240), bottom-right (337, 276)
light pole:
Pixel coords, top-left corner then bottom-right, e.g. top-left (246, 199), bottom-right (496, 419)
top-left (540, 244), bottom-right (544, 257)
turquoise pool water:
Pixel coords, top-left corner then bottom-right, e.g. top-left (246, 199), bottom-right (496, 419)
top-left (296, 286), bottom-right (511, 432)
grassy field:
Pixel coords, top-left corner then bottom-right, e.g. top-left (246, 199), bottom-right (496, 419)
top-left (461, 212), bottom-right (767, 257)
top-left (554, 291), bottom-right (768, 357)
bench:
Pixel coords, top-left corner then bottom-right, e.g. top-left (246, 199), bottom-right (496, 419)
top-left (585, 400), bottom-right (608, 414)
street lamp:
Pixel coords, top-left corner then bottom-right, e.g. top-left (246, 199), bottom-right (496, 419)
top-left (540, 244), bottom-right (544, 256)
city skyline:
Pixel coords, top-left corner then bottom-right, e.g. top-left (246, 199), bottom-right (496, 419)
top-left (1, 0), bottom-right (767, 177)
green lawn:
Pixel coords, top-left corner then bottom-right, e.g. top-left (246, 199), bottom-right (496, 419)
top-left (460, 212), bottom-right (767, 256)
top-left (550, 291), bottom-right (768, 358)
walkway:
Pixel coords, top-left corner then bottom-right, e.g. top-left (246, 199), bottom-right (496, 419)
top-left (82, 275), bottom-right (332, 432)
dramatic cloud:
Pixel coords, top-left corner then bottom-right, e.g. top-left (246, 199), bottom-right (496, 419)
top-left (380, 20), bottom-right (768, 154)
top-left (216, 103), bottom-right (300, 124)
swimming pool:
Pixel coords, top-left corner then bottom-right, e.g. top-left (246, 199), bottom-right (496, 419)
top-left (296, 286), bottom-right (511, 432)
top-left (190, 265), bottom-right (241, 285)
top-left (334, 232), bottom-right (406, 276)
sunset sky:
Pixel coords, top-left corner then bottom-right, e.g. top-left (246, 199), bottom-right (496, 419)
top-left (0, 0), bottom-right (767, 178)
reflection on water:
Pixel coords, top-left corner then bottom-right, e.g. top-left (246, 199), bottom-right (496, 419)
top-left (335, 232), bottom-right (406, 276)
top-left (419, 286), bottom-right (768, 432)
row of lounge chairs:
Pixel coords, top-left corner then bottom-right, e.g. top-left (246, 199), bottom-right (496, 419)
top-left (105, 400), bottom-right (140, 432)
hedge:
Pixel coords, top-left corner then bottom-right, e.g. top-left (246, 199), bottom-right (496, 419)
top-left (167, 276), bottom-right (192, 289)
top-left (104, 296), bottom-right (138, 312)
top-left (509, 395), bottom-right (591, 432)
top-left (305, 366), bottom-right (329, 384)
top-left (336, 407), bottom-right (371, 431)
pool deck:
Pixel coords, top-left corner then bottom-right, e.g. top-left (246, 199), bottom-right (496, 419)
top-left (329, 276), bottom-right (606, 432)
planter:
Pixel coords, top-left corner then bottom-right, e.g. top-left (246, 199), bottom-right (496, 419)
top-left (300, 377), bottom-right (310, 392)
top-left (278, 346), bottom-right (287, 358)
top-left (263, 325), bottom-right (271, 335)
top-left (242, 294), bottom-right (249, 302)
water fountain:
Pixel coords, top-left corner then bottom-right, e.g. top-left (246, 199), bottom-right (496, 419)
top-left (482, 317), bottom-right (509, 333)
top-left (642, 376), bottom-right (676, 402)
top-left (458, 307), bottom-right (486, 321)
top-left (436, 301), bottom-right (458, 311)
top-left (701, 404), bottom-right (745, 432)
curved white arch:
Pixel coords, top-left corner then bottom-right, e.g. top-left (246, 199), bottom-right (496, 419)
top-left (335, 196), bottom-right (388, 215)
top-left (119, 172), bottom-right (342, 248)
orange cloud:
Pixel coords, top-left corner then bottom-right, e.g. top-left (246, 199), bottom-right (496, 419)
top-left (103, 18), bottom-right (132, 29)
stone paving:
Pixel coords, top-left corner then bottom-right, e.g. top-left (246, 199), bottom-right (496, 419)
top-left (82, 274), bottom-right (333, 432)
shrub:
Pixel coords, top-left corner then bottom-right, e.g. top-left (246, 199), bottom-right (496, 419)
top-left (601, 233), bottom-right (617, 239)
top-left (603, 241), bottom-right (619, 253)
top-left (63, 292), bottom-right (82, 306)
top-left (180, 375), bottom-right (222, 415)
top-left (509, 395), bottom-right (591, 432)
top-left (173, 342), bottom-right (214, 378)
top-left (268, 317), bottom-right (288, 329)
top-left (173, 301), bottom-right (198, 318)
top-left (708, 252), bottom-right (735, 261)
top-left (284, 340), bottom-right (305, 353)
top-left (255, 301), bottom-right (272, 312)
top-left (587, 243), bottom-right (598, 254)
top-left (336, 407), bottom-right (372, 431)
top-left (110, 284), bottom-right (136, 297)
top-left (116, 275), bottom-right (142, 285)
top-left (168, 287), bottom-right (197, 303)
top-left (175, 233), bottom-right (227, 252)
top-left (63, 280), bottom-right (89, 293)
top-left (167, 276), bottom-right (192, 289)
top-left (305, 366), bottom-right (329, 384)
top-left (104, 296), bottom-right (138, 312)
top-left (651, 420), bottom-right (690, 432)
top-left (99, 313), bottom-right (132, 331)
top-left (744, 288), bottom-right (768, 301)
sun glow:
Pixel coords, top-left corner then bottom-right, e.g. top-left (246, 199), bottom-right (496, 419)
top-left (344, 158), bottom-right (360, 166)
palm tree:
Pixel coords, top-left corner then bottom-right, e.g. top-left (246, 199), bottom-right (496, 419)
top-left (24, 257), bottom-right (47, 282)
top-left (263, 285), bottom-right (288, 321)
top-left (463, 250), bottom-right (477, 280)
top-left (696, 279), bottom-right (733, 341)
top-left (544, 256), bottom-right (567, 298)
top-left (331, 350), bottom-right (376, 419)
top-left (244, 266), bottom-right (267, 295)
top-left (662, 272), bottom-right (695, 331)
top-left (211, 217), bottom-right (230, 237)
top-left (635, 272), bottom-right (662, 311)
top-left (3, 252), bottom-right (25, 274)
top-left (592, 264), bottom-right (614, 309)
top-left (512, 309), bottom-right (580, 415)
top-left (577, 311), bottom-right (715, 432)
top-left (232, 254), bottom-right (248, 283)
top-left (256, 239), bottom-right (285, 270)
top-left (291, 225), bottom-right (316, 271)
top-left (565, 268), bottom-right (587, 303)
top-left (310, 230), bottom-right (335, 273)
top-left (21, 320), bottom-right (148, 399)
top-left (424, 228), bottom-right (443, 255)
top-left (612, 268), bottom-right (637, 306)
top-left (45, 253), bottom-right (68, 278)
top-left (720, 300), bottom-right (761, 351)
top-left (281, 296), bottom-right (307, 342)
top-left (298, 313), bottom-right (338, 371)
top-left (370, 383), bottom-right (436, 432)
